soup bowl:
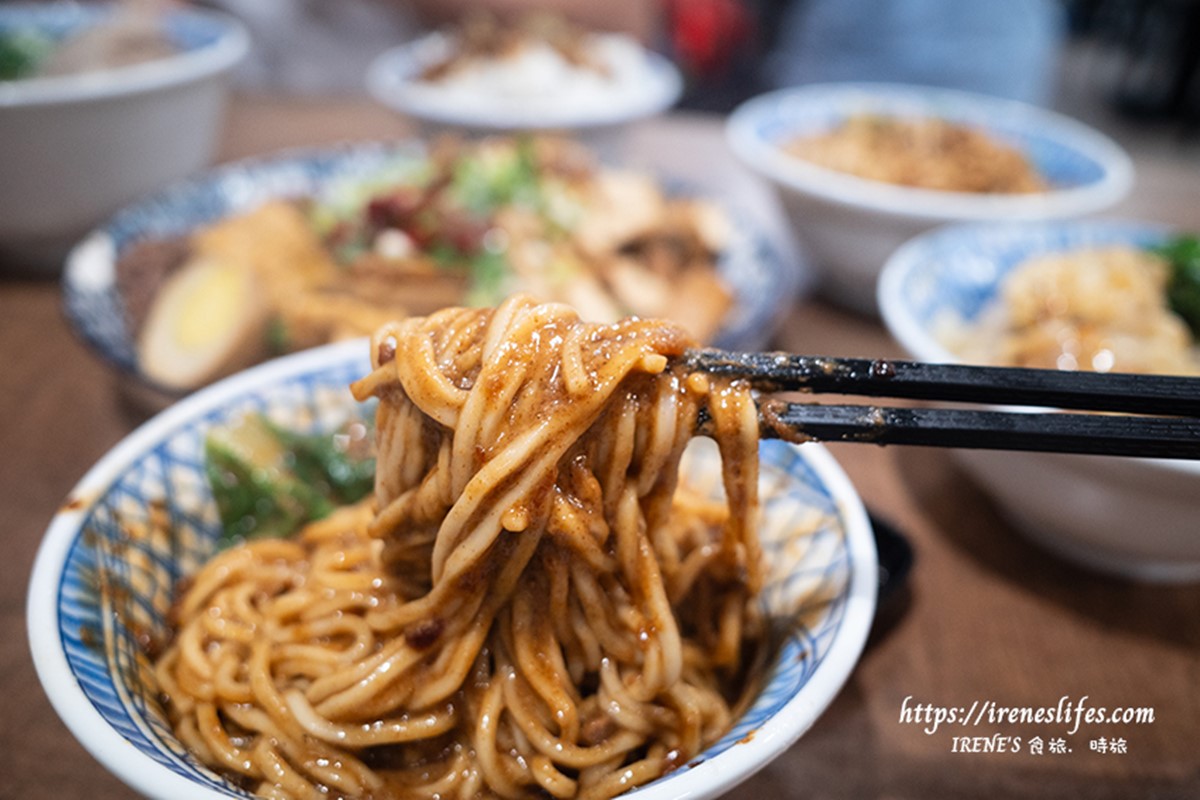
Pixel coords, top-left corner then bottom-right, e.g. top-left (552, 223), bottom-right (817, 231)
top-left (0, 2), bottom-right (247, 273)
top-left (28, 338), bottom-right (877, 799)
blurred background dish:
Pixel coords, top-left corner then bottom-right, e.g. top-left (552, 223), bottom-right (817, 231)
top-left (27, 337), bottom-right (877, 800)
top-left (63, 138), bottom-right (803, 401)
top-left (0, 2), bottom-right (248, 275)
top-left (726, 82), bottom-right (1134, 314)
top-left (366, 13), bottom-right (681, 149)
top-left (878, 217), bottom-right (1200, 582)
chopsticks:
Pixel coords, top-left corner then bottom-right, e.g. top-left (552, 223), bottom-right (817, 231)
top-left (685, 348), bottom-right (1200, 459)
top-left (756, 401), bottom-right (1200, 459)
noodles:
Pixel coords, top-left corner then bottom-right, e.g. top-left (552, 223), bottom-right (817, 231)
top-left (155, 295), bottom-right (767, 799)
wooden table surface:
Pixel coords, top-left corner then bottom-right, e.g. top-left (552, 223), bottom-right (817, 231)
top-left (2, 95), bottom-right (1199, 799)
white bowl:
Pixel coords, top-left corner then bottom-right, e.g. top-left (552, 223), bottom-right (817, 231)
top-left (0, 3), bottom-right (248, 273)
top-left (727, 82), bottom-right (1134, 314)
top-left (878, 218), bottom-right (1200, 582)
top-left (366, 30), bottom-right (681, 153)
top-left (28, 338), bottom-right (877, 799)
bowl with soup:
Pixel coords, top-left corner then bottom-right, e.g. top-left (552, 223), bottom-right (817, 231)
top-left (726, 82), bottom-right (1133, 313)
top-left (0, 1), bottom-right (247, 273)
top-left (878, 218), bottom-right (1200, 582)
top-left (29, 300), bottom-right (877, 799)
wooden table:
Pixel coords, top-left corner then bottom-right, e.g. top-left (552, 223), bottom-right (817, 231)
top-left (2, 95), bottom-right (1198, 799)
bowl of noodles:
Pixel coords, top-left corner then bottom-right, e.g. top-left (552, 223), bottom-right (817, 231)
top-left (63, 136), bottom-right (801, 407)
top-left (878, 218), bottom-right (1200, 582)
top-left (29, 298), bottom-right (877, 799)
top-left (726, 82), bottom-right (1134, 313)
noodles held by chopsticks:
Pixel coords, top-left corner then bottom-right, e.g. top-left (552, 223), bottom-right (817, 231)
top-left (154, 295), bottom-right (766, 799)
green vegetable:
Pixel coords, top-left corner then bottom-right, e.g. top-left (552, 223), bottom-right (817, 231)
top-left (0, 30), bottom-right (54, 81)
top-left (464, 250), bottom-right (512, 307)
top-left (1155, 235), bottom-right (1200, 338)
top-left (204, 414), bottom-right (374, 547)
top-left (451, 138), bottom-right (542, 216)
top-left (428, 241), bottom-right (462, 270)
top-left (269, 421), bottom-right (375, 504)
top-left (264, 318), bottom-right (291, 355)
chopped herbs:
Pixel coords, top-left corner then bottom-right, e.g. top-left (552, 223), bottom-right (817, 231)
top-left (305, 138), bottom-right (579, 306)
top-left (0, 30), bottom-right (54, 81)
top-left (464, 250), bottom-right (512, 306)
top-left (264, 318), bottom-right (291, 355)
top-left (205, 414), bottom-right (374, 547)
top-left (1156, 235), bottom-right (1200, 338)
top-left (451, 138), bottom-right (543, 216)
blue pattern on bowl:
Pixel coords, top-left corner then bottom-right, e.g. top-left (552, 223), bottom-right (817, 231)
top-left (888, 219), bottom-right (1174, 332)
top-left (62, 143), bottom-right (800, 392)
top-left (46, 344), bottom-right (862, 798)
top-left (0, 3), bottom-right (231, 54)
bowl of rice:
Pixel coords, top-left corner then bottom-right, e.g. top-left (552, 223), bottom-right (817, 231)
top-left (878, 217), bottom-right (1200, 582)
top-left (366, 14), bottom-right (682, 149)
top-left (727, 82), bottom-right (1134, 313)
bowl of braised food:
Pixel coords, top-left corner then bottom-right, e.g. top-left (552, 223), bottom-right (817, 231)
top-left (63, 135), bottom-right (802, 402)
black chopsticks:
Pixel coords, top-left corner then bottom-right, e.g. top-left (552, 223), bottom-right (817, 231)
top-left (685, 349), bottom-right (1200, 459)
top-left (757, 401), bottom-right (1200, 459)
top-left (685, 348), bottom-right (1200, 417)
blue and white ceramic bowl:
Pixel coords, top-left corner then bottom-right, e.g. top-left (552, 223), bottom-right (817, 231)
top-left (879, 218), bottom-right (1200, 582)
top-left (62, 141), bottom-right (805, 401)
top-left (0, 2), bottom-right (248, 272)
top-left (27, 339), bottom-right (878, 799)
top-left (727, 83), bottom-right (1134, 313)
